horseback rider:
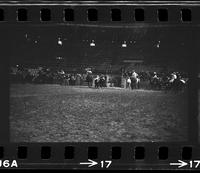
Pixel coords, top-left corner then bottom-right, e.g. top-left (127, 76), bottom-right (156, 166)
top-left (130, 70), bottom-right (140, 89)
top-left (86, 68), bottom-right (93, 88)
top-left (126, 77), bottom-right (131, 89)
top-left (94, 75), bottom-right (100, 88)
top-left (152, 72), bottom-right (159, 80)
top-left (150, 71), bottom-right (163, 90)
top-left (99, 74), bottom-right (106, 88)
top-left (132, 70), bottom-right (138, 79)
top-left (169, 72), bottom-right (177, 83)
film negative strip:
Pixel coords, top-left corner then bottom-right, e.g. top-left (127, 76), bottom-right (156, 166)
top-left (0, 0), bottom-right (199, 170)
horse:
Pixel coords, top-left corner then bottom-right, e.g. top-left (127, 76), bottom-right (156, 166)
top-left (94, 75), bottom-right (106, 88)
top-left (149, 77), bottom-right (162, 90)
top-left (126, 78), bottom-right (131, 89)
top-left (165, 78), bottom-right (187, 92)
top-left (94, 76), bottom-right (100, 88)
top-left (86, 73), bottom-right (93, 88)
top-left (99, 76), bottom-right (106, 88)
top-left (130, 76), bottom-right (140, 89)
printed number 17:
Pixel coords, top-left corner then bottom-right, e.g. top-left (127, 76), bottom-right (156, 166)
top-left (100, 160), bottom-right (112, 168)
top-left (190, 160), bottom-right (200, 168)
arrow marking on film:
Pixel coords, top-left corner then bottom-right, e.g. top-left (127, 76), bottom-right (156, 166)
top-left (80, 159), bottom-right (98, 167)
top-left (170, 160), bottom-right (188, 168)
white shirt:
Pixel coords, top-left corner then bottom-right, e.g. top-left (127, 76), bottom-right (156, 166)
top-left (172, 74), bottom-right (177, 80)
top-left (132, 72), bottom-right (138, 78)
top-left (127, 78), bottom-right (131, 83)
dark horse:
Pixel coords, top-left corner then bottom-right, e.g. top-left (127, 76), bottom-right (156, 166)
top-left (165, 78), bottom-right (187, 92)
top-left (130, 76), bottom-right (140, 89)
top-left (149, 77), bottom-right (162, 90)
top-left (86, 73), bottom-right (93, 88)
top-left (94, 76), bottom-right (106, 88)
top-left (94, 78), bottom-right (99, 88)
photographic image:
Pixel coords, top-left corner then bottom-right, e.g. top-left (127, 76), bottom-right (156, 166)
top-left (9, 24), bottom-right (190, 142)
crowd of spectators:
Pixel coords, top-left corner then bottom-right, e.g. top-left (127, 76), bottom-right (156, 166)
top-left (10, 65), bottom-right (121, 87)
top-left (10, 65), bottom-right (88, 85)
top-left (10, 65), bottom-right (189, 90)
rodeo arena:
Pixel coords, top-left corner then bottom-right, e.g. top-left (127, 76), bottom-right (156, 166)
top-left (10, 25), bottom-right (190, 142)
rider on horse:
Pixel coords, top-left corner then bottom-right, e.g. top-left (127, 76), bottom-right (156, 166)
top-left (150, 72), bottom-right (162, 90)
top-left (130, 70), bottom-right (140, 89)
top-left (169, 72), bottom-right (177, 83)
top-left (152, 72), bottom-right (159, 80)
top-left (86, 68), bottom-right (93, 88)
top-left (132, 70), bottom-right (138, 79)
top-left (94, 75), bottom-right (100, 88)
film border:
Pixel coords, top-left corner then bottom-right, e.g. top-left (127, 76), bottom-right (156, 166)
top-left (0, 1), bottom-right (199, 170)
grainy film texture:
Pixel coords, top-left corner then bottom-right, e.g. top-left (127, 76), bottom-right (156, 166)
top-left (0, 1), bottom-right (198, 170)
top-left (9, 25), bottom-right (190, 142)
top-left (0, 2), bottom-right (196, 145)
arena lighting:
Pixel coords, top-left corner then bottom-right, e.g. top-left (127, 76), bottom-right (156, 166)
top-left (58, 37), bottom-right (63, 46)
top-left (56, 56), bottom-right (63, 60)
top-left (122, 41), bottom-right (127, 47)
top-left (90, 40), bottom-right (95, 47)
top-left (156, 40), bottom-right (161, 48)
top-left (129, 40), bottom-right (136, 44)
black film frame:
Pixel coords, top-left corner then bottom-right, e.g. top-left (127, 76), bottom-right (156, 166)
top-left (0, 1), bottom-right (199, 170)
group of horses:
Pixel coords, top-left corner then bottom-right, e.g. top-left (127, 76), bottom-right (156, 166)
top-left (86, 71), bottom-right (188, 92)
top-left (149, 75), bottom-right (188, 92)
top-left (124, 70), bottom-right (188, 92)
top-left (86, 74), bottom-right (107, 88)
top-left (11, 66), bottom-right (188, 93)
top-left (126, 76), bottom-right (141, 89)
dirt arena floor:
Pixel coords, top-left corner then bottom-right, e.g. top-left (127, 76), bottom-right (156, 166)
top-left (10, 84), bottom-right (188, 142)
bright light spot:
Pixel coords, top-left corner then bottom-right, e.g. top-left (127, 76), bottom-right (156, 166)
top-left (156, 40), bottom-right (160, 48)
top-left (34, 40), bottom-right (38, 44)
top-left (58, 40), bottom-right (62, 45)
top-left (25, 34), bottom-right (31, 41)
top-left (58, 38), bottom-right (63, 46)
top-left (90, 42), bottom-right (95, 46)
top-left (90, 40), bottom-right (95, 47)
top-left (56, 56), bottom-right (63, 60)
top-left (122, 41), bottom-right (127, 48)
top-left (130, 41), bottom-right (136, 44)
